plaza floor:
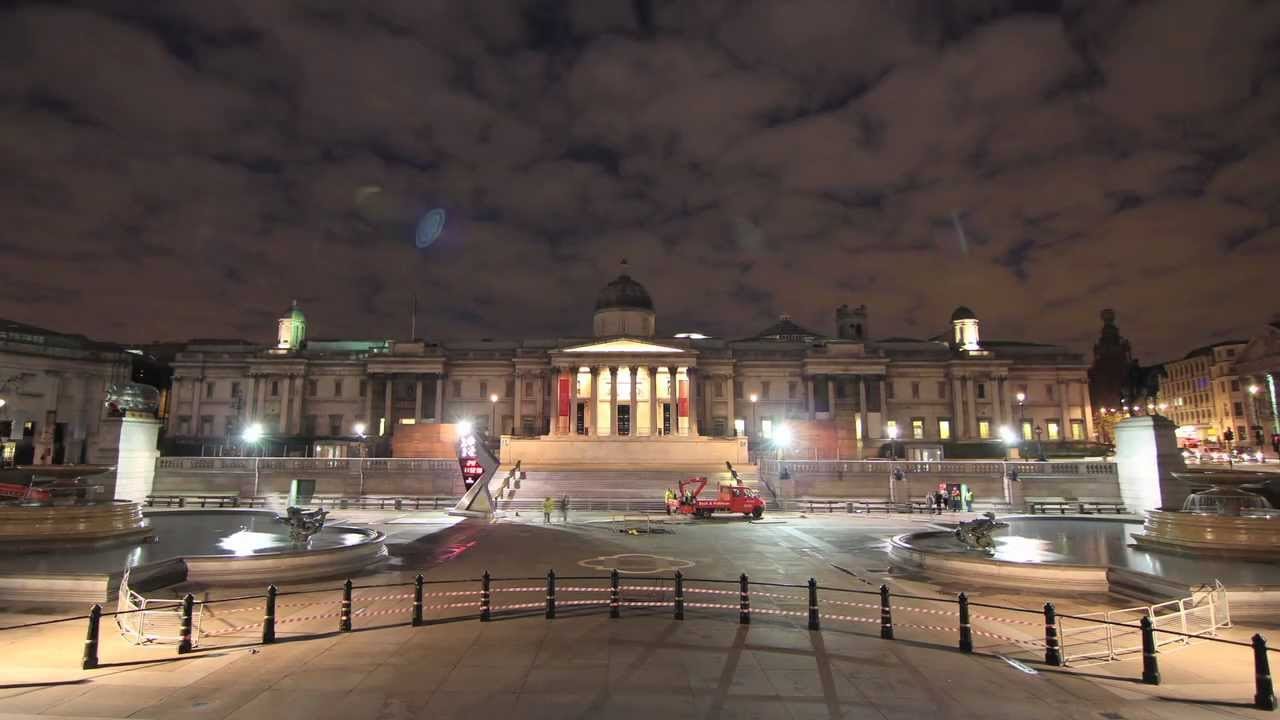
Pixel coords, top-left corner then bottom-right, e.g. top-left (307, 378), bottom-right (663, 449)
top-left (0, 511), bottom-right (1275, 719)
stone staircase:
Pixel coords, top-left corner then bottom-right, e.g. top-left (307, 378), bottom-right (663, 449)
top-left (494, 464), bottom-right (763, 513)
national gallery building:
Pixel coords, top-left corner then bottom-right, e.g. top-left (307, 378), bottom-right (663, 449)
top-left (167, 273), bottom-right (1094, 463)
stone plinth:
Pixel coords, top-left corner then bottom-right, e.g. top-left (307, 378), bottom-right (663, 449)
top-left (500, 435), bottom-right (749, 466)
top-left (1114, 415), bottom-right (1188, 513)
top-left (113, 414), bottom-right (162, 502)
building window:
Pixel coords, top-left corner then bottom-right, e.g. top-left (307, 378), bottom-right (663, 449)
top-left (761, 381), bottom-right (771, 400)
top-left (329, 414), bottom-right (342, 436)
top-left (911, 417), bottom-right (925, 439)
top-left (761, 417), bottom-right (774, 439)
top-left (524, 381), bottom-right (534, 398)
top-left (199, 416), bottom-right (213, 436)
top-left (359, 380), bottom-right (367, 398)
top-left (178, 416), bottom-right (191, 435)
top-left (886, 382), bottom-right (895, 400)
top-left (938, 419), bottom-right (951, 440)
top-left (910, 382), bottom-right (920, 400)
top-left (1021, 420), bottom-right (1034, 441)
top-left (270, 381), bottom-right (279, 397)
top-left (715, 381), bottom-right (725, 399)
top-left (302, 415), bottom-right (317, 436)
top-left (1046, 384), bottom-right (1055, 400)
top-left (1233, 401), bottom-right (1244, 416)
top-left (231, 381), bottom-right (241, 398)
top-left (1230, 379), bottom-right (1241, 392)
top-left (307, 380), bottom-right (318, 397)
top-left (205, 382), bottom-right (215, 399)
top-left (976, 383), bottom-right (986, 399)
top-left (977, 419), bottom-right (991, 439)
top-left (885, 419), bottom-right (898, 438)
top-left (836, 381), bottom-right (847, 400)
top-left (938, 381), bottom-right (947, 399)
top-left (734, 381), bottom-right (743, 399)
top-left (1047, 420), bottom-right (1061, 440)
top-left (334, 379), bottom-right (343, 397)
top-left (479, 381), bottom-right (489, 399)
top-left (505, 379), bottom-right (514, 398)
top-left (1070, 419), bottom-right (1085, 440)
top-left (788, 382), bottom-right (798, 400)
top-left (452, 380), bottom-right (462, 398)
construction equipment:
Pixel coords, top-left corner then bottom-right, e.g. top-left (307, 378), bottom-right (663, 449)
top-left (667, 476), bottom-right (765, 519)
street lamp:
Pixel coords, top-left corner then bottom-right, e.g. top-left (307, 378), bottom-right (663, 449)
top-left (887, 423), bottom-right (900, 459)
top-left (749, 393), bottom-right (759, 438)
top-left (489, 393), bottom-right (499, 435)
top-left (456, 419), bottom-right (473, 438)
top-left (242, 422), bottom-right (265, 495)
top-left (1248, 384), bottom-right (1263, 450)
top-left (1034, 425), bottom-right (1046, 461)
top-left (775, 424), bottom-right (792, 480)
top-left (999, 425), bottom-right (1017, 460)
top-left (353, 422), bottom-right (366, 438)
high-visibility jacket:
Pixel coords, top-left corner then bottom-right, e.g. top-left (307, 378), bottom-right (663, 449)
top-left (543, 498), bottom-right (555, 513)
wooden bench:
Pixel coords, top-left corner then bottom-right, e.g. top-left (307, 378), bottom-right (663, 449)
top-left (1078, 498), bottom-right (1128, 514)
top-left (1026, 497), bottom-right (1076, 514)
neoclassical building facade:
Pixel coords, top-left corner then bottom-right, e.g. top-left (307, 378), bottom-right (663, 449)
top-left (167, 273), bottom-right (1094, 460)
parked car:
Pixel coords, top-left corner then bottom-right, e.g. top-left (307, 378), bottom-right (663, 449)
top-left (1233, 446), bottom-right (1265, 463)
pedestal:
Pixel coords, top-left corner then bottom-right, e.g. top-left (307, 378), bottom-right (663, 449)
top-left (1114, 415), bottom-right (1189, 512)
top-left (113, 414), bottom-right (161, 503)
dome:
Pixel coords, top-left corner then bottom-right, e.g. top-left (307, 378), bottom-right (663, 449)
top-left (951, 306), bottom-right (977, 322)
top-left (281, 299), bottom-right (305, 321)
top-left (595, 274), bottom-right (654, 312)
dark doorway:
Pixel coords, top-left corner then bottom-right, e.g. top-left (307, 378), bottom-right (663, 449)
top-left (662, 403), bottom-right (672, 435)
top-left (575, 402), bottom-right (586, 435)
top-left (618, 405), bottom-right (631, 436)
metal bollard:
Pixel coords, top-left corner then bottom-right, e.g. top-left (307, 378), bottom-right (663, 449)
top-left (807, 579), bottom-right (820, 631)
top-left (412, 575), bottom-right (424, 627)
top-left (546, 570), bottom-right (556, 620)
top-left (958, 592), bottom-right (973, 653)
top-left (610, 569), bottom-right (621, 619)
top-left (263, 585), bottom-right (277, 643)
top-left (674, 571), bottom-right (685, 620)
top-left (1254, 634), bottom-right (1276, 711)
top-left (82, 604), bottom-right (101, 670)
top-left (480, 572), bottom-right (491, 622)
top-left (340, 579), bottom-right (353, 632)
top-left (1043, 602), bottom-right (1062, 666)
top-left (739, 574), bottom-right (750, 625)
top-left (178, 594), bottom-right (194, 654)
top-left (1140, 616), bottom-right (1160, 684)
top-left (879, 585), bottom-right (893, 640)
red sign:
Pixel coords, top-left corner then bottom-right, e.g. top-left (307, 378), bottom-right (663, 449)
top-left (460, 458), bottom-right (485, 489)
top-left (558, 376), bottom-right (571, 417)
top-left (677, 379), bottom-right (688, 417)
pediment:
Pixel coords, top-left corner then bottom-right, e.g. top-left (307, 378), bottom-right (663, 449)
top-left (559, 338), bottom-right (686, 354)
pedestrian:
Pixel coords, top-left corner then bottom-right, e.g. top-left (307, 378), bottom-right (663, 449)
top-left (923, 492), bottom-right (934, 515)
top-left (1272, 433), bottom-right (1280, 459)
top-left (543, 496), bottom-right (554, 524)
top-left (934, 490), bottom-right (945, 515)
top-left (964, 488), bottom-right (974, 512)
top-left (560, 494), bottom-right (570, 523)
top-left (950, 488), bottom-right (961, 512)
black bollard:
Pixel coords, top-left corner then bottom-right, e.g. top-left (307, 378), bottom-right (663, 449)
top-left (178, 594), bottom-right (195, 654)
top-left (546, 570), bottom-right (556, 620)
top-left (339, 579), bottom-right (353, 632)
top-left (610, 569), bottom-right (620, 619)
top-left (958, 593), bottom-right (973, 653)
top-left (1140, 616), bottom-right (1160, 684)
top-left (263, 585), bottom-right (277, 644)
top-left (412, 575), bottom-right (424, 627)
top-left (82, 604), bottom-right (101, 670)
top-left (480, 572), bottom-right (491, 622)
top-left (739, 574), bottom-right (750, 625)
top-left (1254, 634), bottom-right (1276, 711)
top-left (1043, 603), bottom-right (1062, 667)
top-left (879, 585), bottom-right (894, 640)
top-left (674, 571), bottom-right (685, 620)
top-left (807, 579), bottom-right (820, 631)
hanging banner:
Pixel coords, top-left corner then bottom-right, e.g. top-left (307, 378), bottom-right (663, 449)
top-left (558, 376), bottom-right (571, 417)
top-left (677, 379), bottom-right (689, 417)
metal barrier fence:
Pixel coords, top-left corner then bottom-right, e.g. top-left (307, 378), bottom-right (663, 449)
top-left (1058, 581), bottom-right (1230, 665)
top-left (114, 568), bottom-right (203, 645)
top-left (0, 572), bottom-right (1274, 711)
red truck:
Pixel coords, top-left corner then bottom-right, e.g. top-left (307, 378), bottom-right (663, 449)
top-left (667, 476), bottom-right (765, 519)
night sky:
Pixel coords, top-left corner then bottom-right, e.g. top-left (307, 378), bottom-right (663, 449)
top-left (2, 1), bottom-right (1278, 362)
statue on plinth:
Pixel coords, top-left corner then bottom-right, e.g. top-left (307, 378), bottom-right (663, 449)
top-left (104, 383), bottom-right (161, 418)
top-left (954, 512), bottom-right (1008, 553)
top-left (284, 506), bottom-right (328, 544)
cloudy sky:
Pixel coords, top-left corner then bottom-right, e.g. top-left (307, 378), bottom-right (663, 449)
top-left (1, 0), bottom-right (1278, 362)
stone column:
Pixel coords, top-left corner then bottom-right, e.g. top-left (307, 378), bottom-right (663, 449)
top-left (293, 376), bottom-right (304, 437)
top-left (993, 377), bottom-right (1004, 427)
top-left (567, 367), bottom-right (578, 436)
top-left (1059, 381), bottom-right (1070, 439)
top-left (877, 376), bottom-right (887, 437)
top-left (965, 377), bottom-right (978, 438)
top-left (434, 374), bottom-right (444, 422)
top-left (383, 378), bottom-right (393, 436)
top-left (588, 367), bottom-right (598, 436)
top-left (807, 377), bottom-right (816, 420)
top-left (1083, 381), bottom-right (1095, 441)
top-left (951, 377), bottom-right (964, 437)
top-left (365, 377), bottom-right (374, 428)
top-left (649, 367), bottom-right (659, 436)
top-left (190, 376), bottom-right (203, 436)
top-left (513, 373), bottom-right (524, 435)
top-left (857, 375), bottom-right (868, 448)
top-left (726, 373), bottom-right (736, 435)
top-left (673, 368), bottom-right (683, 436)
top-left (535, 371), bottom-right (546, 436)
top-left (607, 367), bottom-right (618, 436)
top-left (627, 366), bottom-right (638, 436)
top-left (279, 374), bottom-right (291, 434)
top-left (688, 368), bottom-right (699, 436)
top-left (414, 377), bottom-right (424, 420)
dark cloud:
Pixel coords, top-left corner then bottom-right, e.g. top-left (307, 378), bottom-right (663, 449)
top-left (1, 0), bottom-right (1279, 362)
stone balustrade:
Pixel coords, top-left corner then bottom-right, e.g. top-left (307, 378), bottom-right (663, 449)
top-left (761, 459), bottom-right (1116, 476)
top-left (156, 457), bottom-right (457, 473)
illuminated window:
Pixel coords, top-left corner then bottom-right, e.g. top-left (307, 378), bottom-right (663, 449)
top-left (761, 418), bottom-right (773, 439)
top-left (911, 418), bottom-right (925, 439)
top-left (938, 419), bottom-right (951, 440)
top-left (1047, 420), bottom-right (1061, 440)
top-left (1021, 420), bottom-right (1033, 440)
top-left (885, 419), bottom-right (898, 437)
top-left (977, 419), bottom-right (991, 439)
top-left (1070, 420), bottom-right (1084, 440)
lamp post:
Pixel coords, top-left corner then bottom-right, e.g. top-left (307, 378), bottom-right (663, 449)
top-left (999, 425), bottom-right (1016, 461)
top-left (887, 424), bottom-right (899, 460)
top-left (489, 393), bottom-right (499, 436)
top-left (749, 393), bottom-right (759, 438)
top-left (1034, 424), bottom-right (1046, 462)
top-left (775, 424), bottom-right (792, 480)
top-left (1015, 391), bottom-right (1026, 439)
top-left (242, 423), bottom-right (264, 496)
top-left (1249, 384), bottom-right (1263, 454)
top-left (353, 422), bottom-right (367, 459)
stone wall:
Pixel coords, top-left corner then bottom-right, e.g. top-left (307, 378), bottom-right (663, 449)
top-left (151, 457), bottom-right (463, 497)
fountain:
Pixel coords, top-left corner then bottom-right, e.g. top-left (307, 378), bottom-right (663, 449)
top-left (0, 465), bottom-right (151, 549)
top-left (1131, 478), bottom-right (1280, 559)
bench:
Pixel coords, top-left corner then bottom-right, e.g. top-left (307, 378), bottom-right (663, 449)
top-left (1026, 497), bottom-right (1127, 514)
top-left (145, 494), bottom-right (242, 508)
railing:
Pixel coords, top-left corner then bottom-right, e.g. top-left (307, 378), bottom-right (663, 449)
top-left (2, 571), bottom-right (1275, 710)
top-left (1060, 581), bottom-right (1231, 665)
top-left (144, 494), bottom-right (460, 511)
top-left (115, 567), bottom-right (203, 646)
top-left (760, 459), bottom-right (1116, 476)
top-left (156, 457), bottom-right (457, 472)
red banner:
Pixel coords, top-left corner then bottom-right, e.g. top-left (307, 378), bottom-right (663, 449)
top-left (558, 376), bottom-right (571, 417)
top-left (677, 379), bottom-right (688, 417)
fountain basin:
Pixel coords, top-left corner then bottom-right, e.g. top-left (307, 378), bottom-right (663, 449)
top-left (0, 500), bottom-right (152, 549)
